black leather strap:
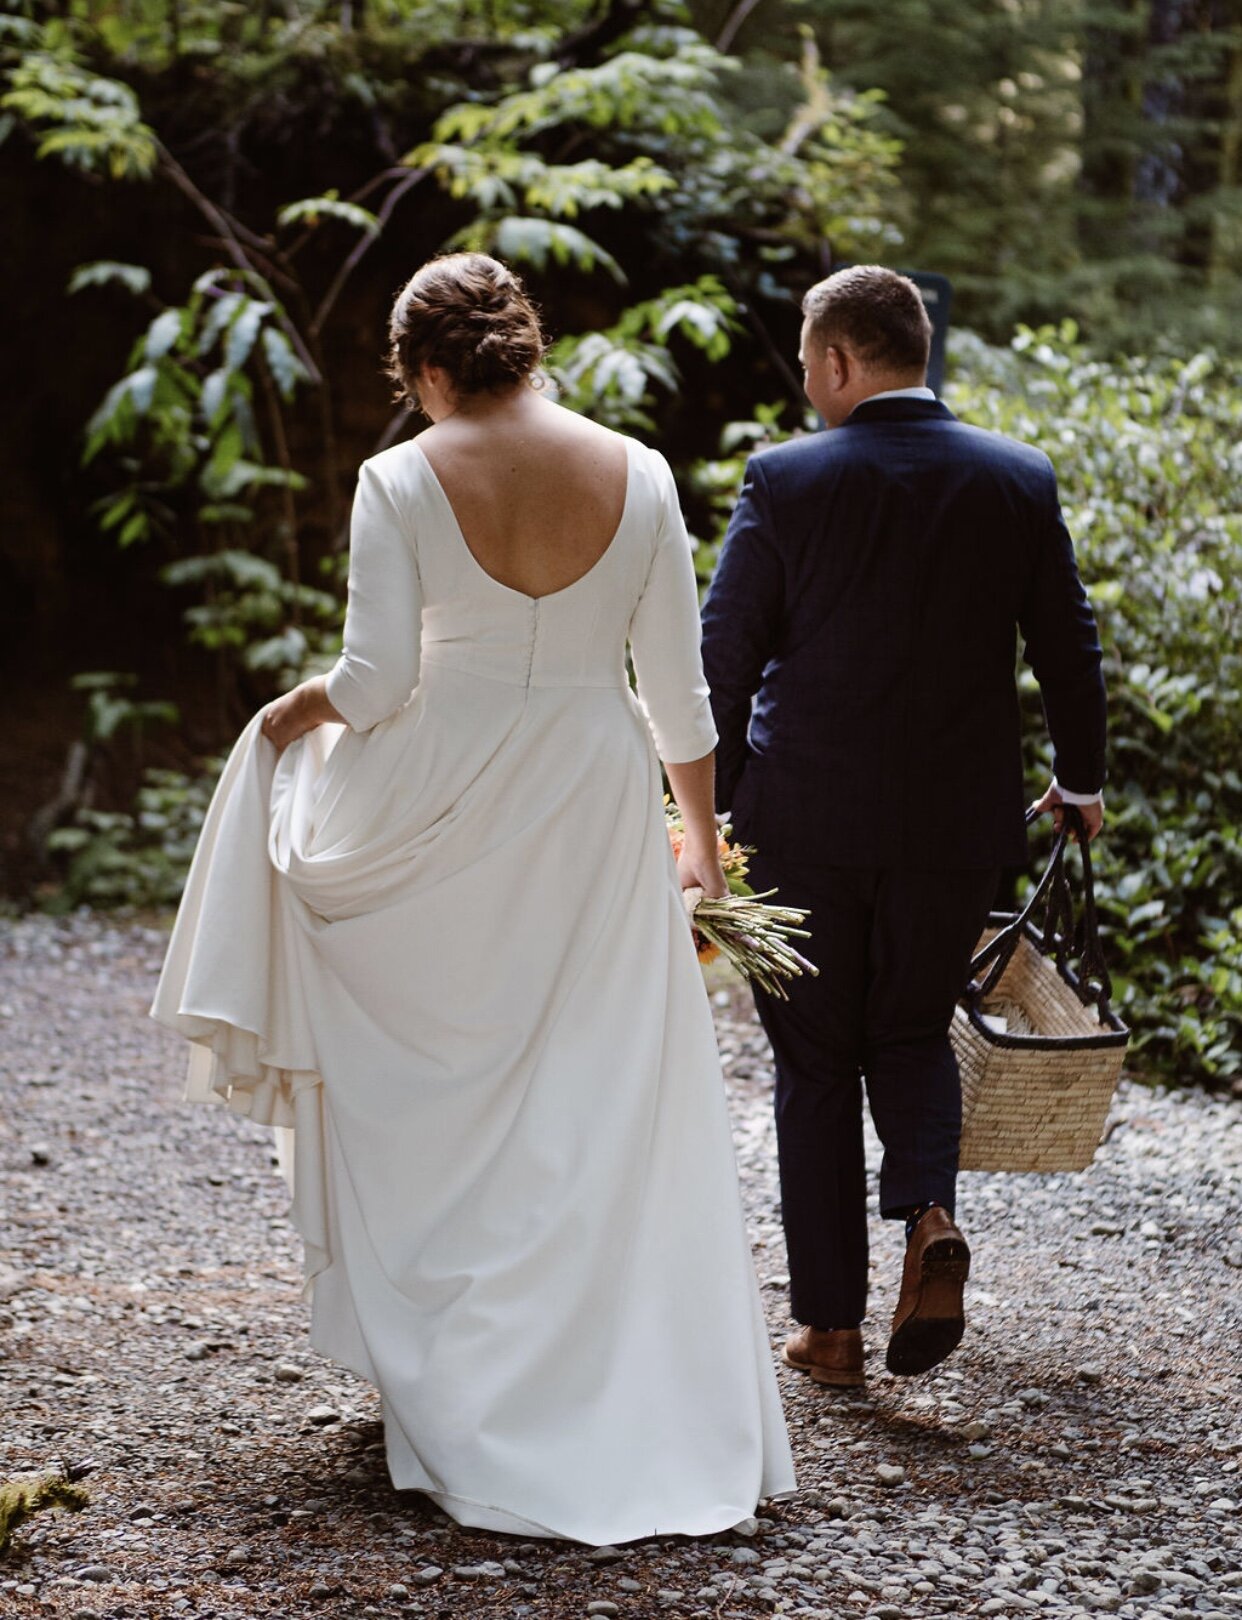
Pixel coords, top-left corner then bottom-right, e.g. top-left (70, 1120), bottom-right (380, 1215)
top-left (967, 804), bottom-right (1113, 1020)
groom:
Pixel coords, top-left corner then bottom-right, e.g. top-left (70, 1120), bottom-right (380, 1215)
top-left (701, 266), bottom-right (1106, 1382)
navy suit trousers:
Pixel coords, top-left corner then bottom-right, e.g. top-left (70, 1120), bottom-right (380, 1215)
top-left (748, 855), bottom-right (998, 1330)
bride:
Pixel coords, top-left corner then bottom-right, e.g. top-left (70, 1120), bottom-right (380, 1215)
top-left (152, 251), bottom-right (794, 1544)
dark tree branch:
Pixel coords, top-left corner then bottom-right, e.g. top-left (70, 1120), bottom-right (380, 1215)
top-left (156, 141), bottom-right (323, 386)
top-left (722, 271), bottom-right (805, 410)
top-left (715, 0), bottom-right (765, 54)
top-left (309, 167), bottom-right (429, 341)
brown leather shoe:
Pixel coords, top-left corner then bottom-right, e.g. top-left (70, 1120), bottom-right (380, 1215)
top-left (781, 1325), bottom-right (865, 1387)
top-left (886, 1207), bottom-right (971, 1376)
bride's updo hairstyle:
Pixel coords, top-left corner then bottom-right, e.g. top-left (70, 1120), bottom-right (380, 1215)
top-left (386, 252), bottom-right (546, 406)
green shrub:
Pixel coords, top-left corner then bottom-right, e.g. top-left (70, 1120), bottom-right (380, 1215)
top-left (39, 321), bottom-right (1242, 1087)
top-left (46, 763), bottom-right (222, 912)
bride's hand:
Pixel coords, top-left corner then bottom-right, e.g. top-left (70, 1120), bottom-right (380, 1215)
top-left (261, 677), bottom-right (334, 755)
top-left (677, 840), bottom-right (728, 899)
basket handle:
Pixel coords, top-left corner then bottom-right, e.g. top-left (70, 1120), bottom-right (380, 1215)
top-left (967, 805), bottom-right (1114, 1021)
top-left (968, 809), bottom-right (1069, 1000)
top-left (1069, 808), bottom-right (1115, 1018)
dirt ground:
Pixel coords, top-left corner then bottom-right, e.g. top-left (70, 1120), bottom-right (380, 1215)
top-left (2, 914), bottom-right (1239, 1620)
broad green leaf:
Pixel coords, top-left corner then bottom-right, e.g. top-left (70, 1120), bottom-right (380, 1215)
top-left (261, 327), bottom-right (309, 401)
top-left (144, 309), bottom-right (184, 362)
top-left (489, 217), bottom-right (624, 282)
top-left (224, 300), bottom-right (271, 372)
top-left (277, 193), bottom-right (381, 237)
top-left (200, 368), bottom-right (231, 427)
top-left (68, 260), bottom-right (151, 297)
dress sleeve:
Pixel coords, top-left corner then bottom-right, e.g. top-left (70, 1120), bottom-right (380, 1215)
top-left (627, 449), bottom-right (719, 765)
top-left (324, 459), bottom-right (423, 733)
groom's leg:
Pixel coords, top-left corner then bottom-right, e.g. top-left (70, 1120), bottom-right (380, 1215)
top-left (862, 867), bottom-right (998, 1219)
top-left (749, 858), bottom-right (874, 1329)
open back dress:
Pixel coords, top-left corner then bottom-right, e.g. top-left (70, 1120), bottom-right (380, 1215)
top-left (151, 433), bottom-right (794, 1545)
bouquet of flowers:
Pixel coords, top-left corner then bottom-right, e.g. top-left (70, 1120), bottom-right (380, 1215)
top-left (666, 801), bottom-right (818, 1001)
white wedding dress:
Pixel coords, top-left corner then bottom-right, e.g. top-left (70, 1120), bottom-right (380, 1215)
top-left (152, 433), bottom-right (794, 1544)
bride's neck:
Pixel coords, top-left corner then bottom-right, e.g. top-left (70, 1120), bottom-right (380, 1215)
top-left (445, 382), bottom-right (541, 424)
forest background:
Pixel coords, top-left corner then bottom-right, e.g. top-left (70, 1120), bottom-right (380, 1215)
top-left (1, 0), bottom-right (1238, 1085)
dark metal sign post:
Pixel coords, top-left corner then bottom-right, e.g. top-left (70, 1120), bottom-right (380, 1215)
top-left (904, 270), bottom-right (953, 396)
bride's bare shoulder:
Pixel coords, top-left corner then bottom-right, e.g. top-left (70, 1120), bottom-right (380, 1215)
top-left (534, 396), bottom-right (631, 453)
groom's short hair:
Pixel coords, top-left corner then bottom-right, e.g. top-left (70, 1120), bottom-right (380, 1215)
top-left (802, 266), bottom-right (931, 374)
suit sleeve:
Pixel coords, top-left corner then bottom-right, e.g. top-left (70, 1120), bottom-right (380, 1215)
top-left (324, 461), bottom-right (423, 732)
top-left (627, 451), bottom-right (719, 765)
top-left (1018, 458), bottom-right (1107, 795)
top-left (700, 455), bottom-right (784, 812)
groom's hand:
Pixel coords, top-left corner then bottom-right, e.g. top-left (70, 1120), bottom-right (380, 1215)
top-left (1030, 781), bottom-right (1104, 843)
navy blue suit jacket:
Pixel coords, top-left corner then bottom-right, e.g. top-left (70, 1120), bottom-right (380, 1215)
top-left (700, 397), bottom-right (1107, 870)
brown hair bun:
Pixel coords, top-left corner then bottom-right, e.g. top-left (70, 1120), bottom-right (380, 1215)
top-left (386, 252), bottom-right (546, 405)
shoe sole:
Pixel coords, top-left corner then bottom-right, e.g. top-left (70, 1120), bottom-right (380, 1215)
top-left (780, 1346), bottom-right (866, 1388)
top-left (885, 1236), bottom-right (970, 1377)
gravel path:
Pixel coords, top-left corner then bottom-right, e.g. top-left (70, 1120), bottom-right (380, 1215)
top-left (2, 914), bottom-right (1240, 1620)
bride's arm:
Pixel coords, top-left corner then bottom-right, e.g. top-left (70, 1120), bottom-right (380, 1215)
top-left (263, 460), bottom-right (422, 751)
top-left (629, 451), bottom-right (727, 898)
top-left (665, 754), bottom-right (728, 898)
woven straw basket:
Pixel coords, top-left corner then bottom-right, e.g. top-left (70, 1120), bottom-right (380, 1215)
top-left (953, 807), bottom-right (1129, 1174)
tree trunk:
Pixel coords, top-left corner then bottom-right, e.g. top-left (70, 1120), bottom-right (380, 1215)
top-left (1079, 0), bottom-right (1150, 258)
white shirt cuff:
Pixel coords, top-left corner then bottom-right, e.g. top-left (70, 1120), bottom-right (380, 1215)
top-left (1053, 780), bottom-right (1103, 806)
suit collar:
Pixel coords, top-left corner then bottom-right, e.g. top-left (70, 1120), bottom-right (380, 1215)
top-left (844, 396), bottom-right (956, 425)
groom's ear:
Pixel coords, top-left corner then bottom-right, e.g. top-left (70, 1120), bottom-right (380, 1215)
top-left (824, 344), bottom-right (850, 390)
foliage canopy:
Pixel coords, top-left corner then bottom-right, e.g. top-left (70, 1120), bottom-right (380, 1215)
top-left (2, 0), bottom-right (1238, 1083)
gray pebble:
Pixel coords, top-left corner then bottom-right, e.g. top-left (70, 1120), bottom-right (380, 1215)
top-left (305, 1404), bottom-right (339, 1424)
top-left (412, 1566), bottom-right (442, 1585)
top-left (588, 1545), bottom-right (624, 1562)
top-left (586, 1605), bottom-right (620, 1617)
top-left (274, 1363), bottom-right (303, 1382)
top-left (0, 1269), bottom-right (26, 1302)
top-left (76, 1567), bottom-right (110, 1583)
top-left (877, 1464), bottom-right (905, 1487)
